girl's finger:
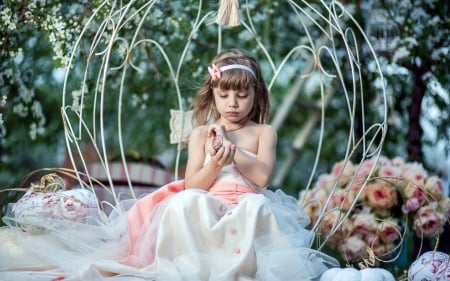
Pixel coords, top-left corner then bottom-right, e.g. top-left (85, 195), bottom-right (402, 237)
top-left (207, 126), bottom-right (216, 138)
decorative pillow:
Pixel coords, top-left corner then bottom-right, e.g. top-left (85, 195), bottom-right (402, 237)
top-left (9, 174), bottom-right (99, 233)
top-left (408, 251), bottom-right (450, 281)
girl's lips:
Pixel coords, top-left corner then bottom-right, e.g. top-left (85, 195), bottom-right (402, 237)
top-left (226, 111), bottom-right (239, 116)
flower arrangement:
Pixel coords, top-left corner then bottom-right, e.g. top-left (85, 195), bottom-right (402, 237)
top-left (300, 156), bottom-right (450, 264)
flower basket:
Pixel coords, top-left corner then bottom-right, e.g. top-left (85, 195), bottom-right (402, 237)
top-left (300, 156), bottom-right (450, 267)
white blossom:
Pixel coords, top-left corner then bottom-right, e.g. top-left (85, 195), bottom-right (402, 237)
top-left (31, 101), bottom-right (43, 119)
top-left (19, 86), bottom-right (35, 104)
top-left (392, 46), bottom-right (410, 63)
top-left (1, 94), bottom-right (7, 106)
top-left (29, 122), bottom-right (45, 140)
top-left (131, 94), bottom-right (140, 107)
top-left (0, 7), bottom-right (16, 31)
top-left (71, 88), bottom-right (87, 113)
top-left (13, 103), bottom-right (29, 118)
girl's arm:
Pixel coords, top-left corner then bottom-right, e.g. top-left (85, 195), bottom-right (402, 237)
top-left (233, 124), bottom-right (277, 188)
top-left (184, 126), bottom-right (236, 190)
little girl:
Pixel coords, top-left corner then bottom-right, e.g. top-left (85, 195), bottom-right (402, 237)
top-left (123, 49), bottom-right (339, 280)
top-left (0, 49), bottom-right (338, 280)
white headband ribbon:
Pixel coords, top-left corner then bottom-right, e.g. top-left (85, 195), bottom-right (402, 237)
top-left (219, 64), bottom-right (256, 78)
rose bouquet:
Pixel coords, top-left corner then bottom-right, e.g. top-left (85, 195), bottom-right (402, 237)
top-left (300, 156), bottom-right (450, 264)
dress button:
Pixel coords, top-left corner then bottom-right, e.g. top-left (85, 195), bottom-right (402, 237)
top-left (233, 247), bottom-right (240, 254)
top-left (229, 227), bottom-right (237, 234)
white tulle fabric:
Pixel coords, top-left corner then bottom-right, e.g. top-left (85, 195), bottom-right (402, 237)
top-left (0, 151), bottom-right (339, 281)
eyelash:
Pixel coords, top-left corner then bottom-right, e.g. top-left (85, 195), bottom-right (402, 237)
top-left (219, 95), bottom-right (248, 99)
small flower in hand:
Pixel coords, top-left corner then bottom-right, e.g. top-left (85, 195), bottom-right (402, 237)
top-left (211, 135), bottom-right (223, 153)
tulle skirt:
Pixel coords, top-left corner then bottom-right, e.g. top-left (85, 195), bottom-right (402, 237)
top-left (0, 182), bottom-right (338, 281)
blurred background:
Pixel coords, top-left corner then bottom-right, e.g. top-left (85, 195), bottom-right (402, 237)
top-left (1, 0), bottom-right (449, 276)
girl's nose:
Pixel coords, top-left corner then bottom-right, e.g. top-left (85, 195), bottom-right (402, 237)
top-left (228, 96), bottom-right (238, 108)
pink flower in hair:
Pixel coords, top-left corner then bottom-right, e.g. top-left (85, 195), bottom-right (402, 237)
top-left (208, 64), bottom-right (221, 81)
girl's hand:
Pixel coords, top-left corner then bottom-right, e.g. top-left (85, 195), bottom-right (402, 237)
top-left (211, 140), bottom-right (236, 166)
top-left (208, 124), bottom-right (235, 166)
top-left (208, 123), bottom-right (227, 155)
top-left (207, 124), bottom-right (226, 139)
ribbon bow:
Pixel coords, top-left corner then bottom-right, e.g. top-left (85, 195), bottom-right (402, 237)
top-left (208, 64), bottom-right (221, 81)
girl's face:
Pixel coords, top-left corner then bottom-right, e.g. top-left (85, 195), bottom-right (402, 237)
top-left (212, 87), bottom-right (255, 124)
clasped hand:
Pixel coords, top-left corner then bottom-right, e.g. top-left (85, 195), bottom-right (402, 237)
top-left (208, 124), bottom-right (236, 166)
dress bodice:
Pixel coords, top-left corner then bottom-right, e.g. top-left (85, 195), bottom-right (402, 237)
top-left (204, 149), bottom-right (258, 189)
top-left (204, 149), bottom-right (260, 203)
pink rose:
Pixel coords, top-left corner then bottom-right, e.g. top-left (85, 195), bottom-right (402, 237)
top-left (413, 204), bottom-right (445, 237)
top-left (365, 234), bottom-right (380, 247)
top-left (356, 159), bottom-right (376, 179)
top-left (377, 156), bottom-right (390, 165)
top-left (331, 160), bottom-right (355, 186)
top-left (346, 182), bottom-right (366, 202)
top-left (338, 236), bottom-right (368, 262)
top-left (402, 184), bottom-right (426, 202)
top-left (353, 212), bottom-right (378, 235)
top-left (438, 197), bottom-right (450, 217)
top-left (315, 174), bottom-right (334, 190)
top-left (378, 164), bottom-right (402, 179)
top-left (319, 210), bottom-right (342, 237)
top-left (403, 197), bottom-right (421, 213)
top-left (300, 187), bottom-right (330, 224)
top-left (365, 181), bottom-right (398, 210)
top-left (331, 189), bottom-right (355, 211)
top-left (391, 156), bottom-right (405, 166)
top-left (303, 201), bottom-right (320, 225)
top-left (60, 195), bottom-right (87, 220)
top-left (402, 162), bottom-right (428, 186)
top-left (413, 186), bottom-right (426, 200)
top-left (378, 164), bottom-right (403, 186)
top-left (311, 188), bottom-right (329, 205)
top-left (340, 218), bottom-right (355, 237)
top-left (378, 219), bottom-right (401, 243)
top-left (424, 176), bottom-right (444, 201)
top-left (372, 243), bottom-right (395, 259)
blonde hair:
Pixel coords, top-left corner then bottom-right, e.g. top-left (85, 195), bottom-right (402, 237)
top-left (191, 49), bottom-right (270, 126)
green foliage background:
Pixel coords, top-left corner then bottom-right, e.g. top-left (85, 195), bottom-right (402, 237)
top-left (1, 0), bottom-right (449, 205)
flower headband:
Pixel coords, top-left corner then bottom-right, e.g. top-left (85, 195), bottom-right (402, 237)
top-left (208, 63), bottom-right (256, 81)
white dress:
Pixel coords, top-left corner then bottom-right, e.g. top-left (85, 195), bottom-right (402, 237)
top-left (0, 151), bottom-right (338, 281)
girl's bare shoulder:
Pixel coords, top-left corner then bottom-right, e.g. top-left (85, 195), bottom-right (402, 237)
top-left (251, 123), bottom-right (277, 138)
top-left (190, 125), bottom-right (209, 137)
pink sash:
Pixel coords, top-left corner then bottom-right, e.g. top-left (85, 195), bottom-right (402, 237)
top-left (208, 182), bottom-right (257, 204)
